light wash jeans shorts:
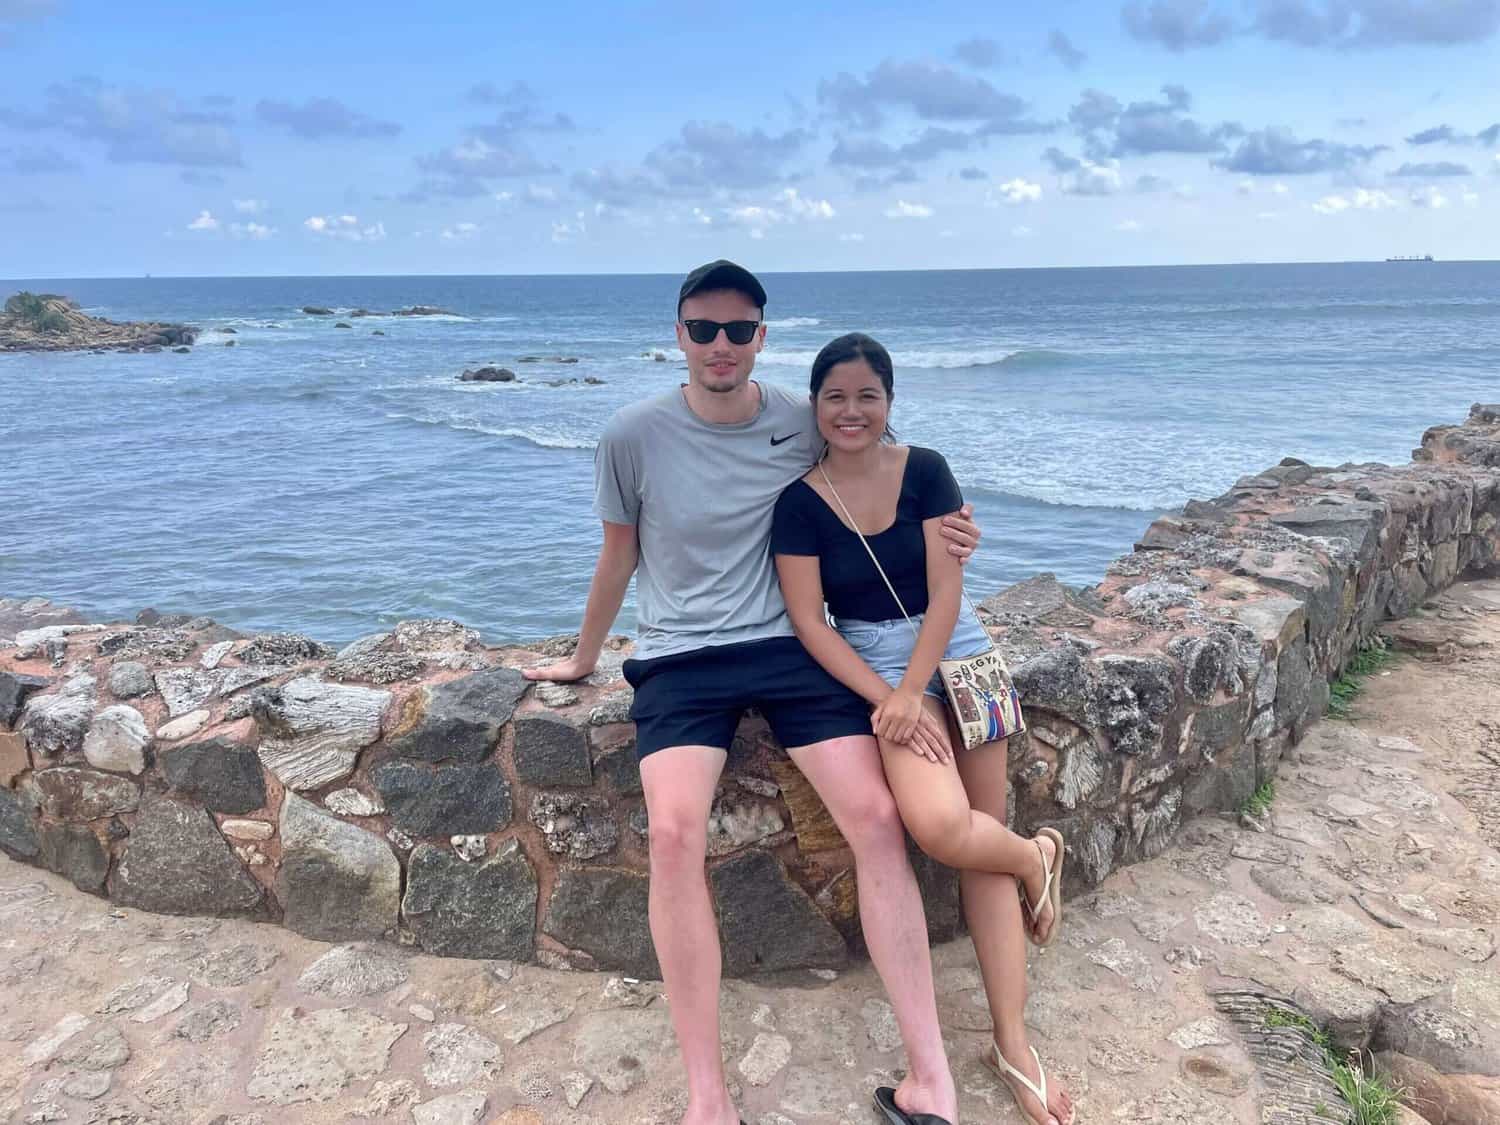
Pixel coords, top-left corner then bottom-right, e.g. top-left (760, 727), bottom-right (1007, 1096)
top-left (833, 605), bottom-right (993, 699)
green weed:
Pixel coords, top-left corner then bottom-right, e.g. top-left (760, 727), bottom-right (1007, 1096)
top-left (1238, 780), bottom-right (1276, 818)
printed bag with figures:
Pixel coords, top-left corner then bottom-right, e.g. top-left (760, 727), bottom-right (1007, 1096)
top-left (817, 463), bottom-right (1026, 750)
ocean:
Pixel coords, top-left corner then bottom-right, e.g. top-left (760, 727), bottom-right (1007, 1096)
top-left (3, 262), bottom-right (1497, 646)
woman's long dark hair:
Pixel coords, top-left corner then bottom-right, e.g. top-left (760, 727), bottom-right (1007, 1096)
top-left (809, 332), bottom-right (897, 440)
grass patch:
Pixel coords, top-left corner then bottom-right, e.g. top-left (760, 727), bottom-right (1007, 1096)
top-left (1238, 780), bottom-right (1276, 818)
top-left (1262, 1007), bottom-right (1408, 1124)
top-left (1327, 637), bottom-right (1397, 720)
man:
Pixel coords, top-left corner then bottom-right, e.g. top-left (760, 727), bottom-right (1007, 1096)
top-left (525, 260), bottom-right (977, 1125)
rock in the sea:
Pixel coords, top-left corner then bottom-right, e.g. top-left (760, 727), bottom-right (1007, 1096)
top-left (335, 321), bottom-right (352, 328)
top-left (370, 759), bottom-right (512, 836)
top-left (276, 792), bottom-right (401, 940)
top-left (458, 366), bottom-right (515, 382)
top-left (0, 292), bottom-right (198, 353)
top-left (386, 666), bottom-right (527, 763)
top-left (160, 736), bottom-right (267, 814)
top-left (81, 704), bottom-right (150, 774)
top-left (109, 792), bottom-right (264, 917)
top-left (302, 306), bottom-right (333, 315)
top-left (253, 676), bottom-right (390, 790)
top-left (391, 306), bottom-right (454, 316)
top-left (402, 840), bottom-right (537, 959)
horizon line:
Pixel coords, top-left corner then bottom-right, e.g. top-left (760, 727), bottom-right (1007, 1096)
top-left (5, 257), bottom-right (1492, 284)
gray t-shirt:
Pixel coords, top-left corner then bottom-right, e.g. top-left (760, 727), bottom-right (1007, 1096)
top-left (594, 382), bottom-right (821, 661)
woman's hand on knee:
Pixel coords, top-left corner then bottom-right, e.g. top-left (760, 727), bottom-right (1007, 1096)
top-left (884, 708), bottom-right (952, 765)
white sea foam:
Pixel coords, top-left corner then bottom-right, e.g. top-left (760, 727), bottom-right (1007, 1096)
top-left (757, 345), bottom-right (1037, 370)
top-left (766, 316), bottom-right (821, 328)
top-left (384, 412), bottom-right (594, 450)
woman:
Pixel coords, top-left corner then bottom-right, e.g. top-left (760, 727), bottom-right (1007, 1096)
top-left (771, 332), bottom-right (1076, 1125)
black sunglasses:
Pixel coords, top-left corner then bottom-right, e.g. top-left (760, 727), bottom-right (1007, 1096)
top-left (681, 318), bottom-right (761, 346)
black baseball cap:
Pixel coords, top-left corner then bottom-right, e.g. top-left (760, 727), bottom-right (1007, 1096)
top-left (677, 259), bottom-right (767, 316)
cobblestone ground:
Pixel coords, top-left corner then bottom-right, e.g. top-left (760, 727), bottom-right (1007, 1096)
top-left (3, 581), bottom-right (1498, 1125)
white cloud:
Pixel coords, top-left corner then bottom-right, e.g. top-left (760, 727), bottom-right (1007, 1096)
top-left (1409, 186), bottom-right (1448, 208)
top-left (992, 177), bottom-right (1041, 204)
top-left (493, 191), bottom-right (513, 204)
top-left (1463, 189), bottom-right (1480, 207)
top-left (232, 198), bottom-right (267, 214)
top-left (1271, 181), bottom-right (1289, 195)
top-left (1115, 219), bottom-right (1143, 232)
top-left (1313, 189), bottom-right (1396, 215)
top-left (1353, 188), bottom-right (1397, 210)
top-left (229, 221), bottom-right (274, 239)
top-left (525, 183), bottom-right (557, 204)
top-left (838, 232), bottom-right (865, 242)
top-left (441, 221), bottom-right (480, 240)
top-left (187, 209), bottom-right (218, 231)
top-left (1173, 183), bottom-right (1196, 199)
top-left (776, 187), bottom-right (835, 220)
top-left (1237, 179), bottom-right (1254, 195)
top-left (1256, 210), bottom-right (1281, 221)
top-left (692, 206), bottom-right (713, 225)
top-left (1011, 224), bottom-right (1034, 237)
top-left (1068, 159), bottom-right (1121, 196)
top-left (884, 199), bottom-right (933, 218)
top-left (304, 213), bottom-right (386, 240)
top-left (551, 211), bottom-right (586, 242)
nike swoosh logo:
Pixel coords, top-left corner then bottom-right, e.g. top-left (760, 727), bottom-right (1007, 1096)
top-left (770, 432), bottom-right (801, 447)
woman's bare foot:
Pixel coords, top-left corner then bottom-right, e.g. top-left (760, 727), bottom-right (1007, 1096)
top-left (988, 1039), bottom-right (1075, 1125)
top-left (894, 1069), bottom-right (959, 1124)
top-left (1019, 833), bottom-right (1058, 943)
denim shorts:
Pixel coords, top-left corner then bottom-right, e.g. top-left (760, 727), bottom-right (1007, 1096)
top-left (833, 606), bottom-right (993, 699)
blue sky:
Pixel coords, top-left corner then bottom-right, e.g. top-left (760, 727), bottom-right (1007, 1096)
top-left (2, 0), bottom-right (1496, 277)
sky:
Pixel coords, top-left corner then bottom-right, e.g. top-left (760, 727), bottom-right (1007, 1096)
top-left (1, 0), bottom-right (1497, 277)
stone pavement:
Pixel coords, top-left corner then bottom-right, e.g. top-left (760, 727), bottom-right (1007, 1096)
top-left (3, 581), bottom-right (1499, 1125)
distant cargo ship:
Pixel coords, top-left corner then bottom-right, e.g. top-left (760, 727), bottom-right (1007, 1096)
top-left (1385, 254), bottom-right (1435, 262)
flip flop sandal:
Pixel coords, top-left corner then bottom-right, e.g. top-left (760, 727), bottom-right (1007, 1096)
top-left (1021, 826), bottom-right (1065, 947)
top-left (983, 1041), bottom-right (1075, 1125)
top-left (873, 1085), bottom-right (953, 1125)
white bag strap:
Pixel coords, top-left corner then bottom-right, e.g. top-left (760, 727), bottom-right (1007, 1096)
top-left (815, 456), bottom-right (984, 644)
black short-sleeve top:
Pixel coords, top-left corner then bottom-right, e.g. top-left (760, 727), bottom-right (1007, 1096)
top-left (771, 445), bottom-right (963, 622)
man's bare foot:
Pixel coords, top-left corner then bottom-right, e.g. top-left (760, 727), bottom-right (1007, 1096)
top-left (1019, 833), bottom-right (1058, 943)
top-left (988, 1039), bottom-right (1074, 1125)
top-left (678, 1096), bottom-right (739, 1125)
top-left (894, 1070), bottom-right (959, 1123)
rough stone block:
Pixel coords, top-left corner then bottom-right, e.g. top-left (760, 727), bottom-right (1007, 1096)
top-left (38, 821), bottom-right (109, 893)
top-left (277, 792), bottom-right (400, 940)
top-left (161, 736), bottom-right (267, 814)
top-left (29, 766), bottom-right (139, 820)
top-left (82, 704), bottom-right (150, 775)
top-left (0, 729), bottom-right (28, 787)
top-left (0, 784), bottom-right (40, 858)
top-left (711, 851), bottom-right (847, 976)
top-left (370, 759), bottom-right (512, 837)
top-left (592, 741), bottom-right (641, 795)
top-left (0, 671), bottom-right (50, 728)
top-left (109, 792), bottom-right (263, 917)
top-left (542, 865), bottom-right (658, 977)
top-left (513, 714), bottom-right (591, 787)
top-left (386, 666), bottom-right (527, 763)
top-left (402, 840), bottom-right (537, 959)
top-left (254, 676), bottom-right (390, 790)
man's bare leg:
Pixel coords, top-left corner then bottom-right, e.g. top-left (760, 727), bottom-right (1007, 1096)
top-left (791, 734), bottom-right (958, 1123)
top-left (640, 745), bottom-right (737, 1125)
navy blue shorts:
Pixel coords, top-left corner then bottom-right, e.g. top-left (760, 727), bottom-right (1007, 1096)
top-left (622, 635), bottom-right (874, 759)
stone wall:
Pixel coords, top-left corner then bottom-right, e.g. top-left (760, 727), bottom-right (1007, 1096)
top-left (2, 404), bottom-right (1498, 978)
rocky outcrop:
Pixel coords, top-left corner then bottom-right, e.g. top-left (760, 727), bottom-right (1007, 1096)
top-left (2, 406), bottom-right (1499, 978)
top-left (0, 292), bottom-right (197, 353)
